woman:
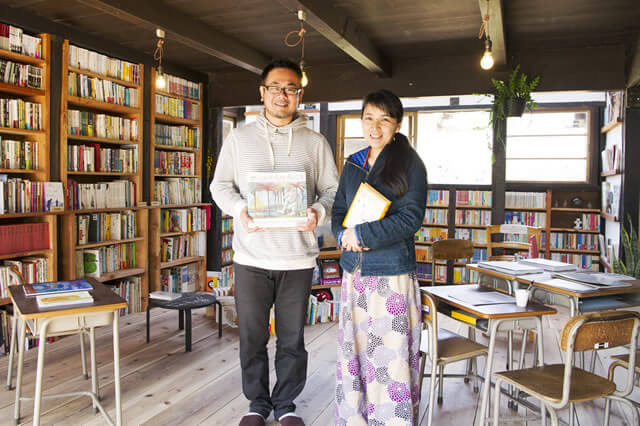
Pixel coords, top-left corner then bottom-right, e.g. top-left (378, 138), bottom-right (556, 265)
top-left (332, 89), bottom-right (427, 425)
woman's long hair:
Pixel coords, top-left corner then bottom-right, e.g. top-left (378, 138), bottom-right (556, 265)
top-left (362, 89), bottom-right (411, 198)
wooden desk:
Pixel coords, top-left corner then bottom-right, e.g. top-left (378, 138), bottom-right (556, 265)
top-left (421, 285), bottom-right (556, 426)
top-left (466, 264), bottom-right (640, 317)
top-left (9, 279), bottom-right (127, 426)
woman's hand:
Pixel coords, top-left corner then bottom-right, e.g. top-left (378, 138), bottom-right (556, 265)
top-left (341, 228), bottom-right (363, 252)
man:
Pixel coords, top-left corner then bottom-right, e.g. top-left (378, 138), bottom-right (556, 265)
top-left (210, 59), bottom-right (339, 426)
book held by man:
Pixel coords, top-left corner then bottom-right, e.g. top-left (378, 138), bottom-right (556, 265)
top-left (36, 290), bottom-right (94, 308)
top-left (247, 171), bottom-right (308, 228)
top-left (23, 279), bottom-right (93, 296)
top-left (343, 182), bottom-right (391, 228)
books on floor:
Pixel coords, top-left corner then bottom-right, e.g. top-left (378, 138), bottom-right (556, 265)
top-left (23, 279), bottom-right (92, 296)
top-left (36, 290), bottom-right (93, 308)
top-left (477, 261), bottom-right (543, 275)
top-left (518, 258), bottom-right (577, 272)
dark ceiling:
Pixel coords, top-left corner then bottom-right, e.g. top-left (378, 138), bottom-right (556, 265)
top-left (2, 0), bottom-right (639, 106)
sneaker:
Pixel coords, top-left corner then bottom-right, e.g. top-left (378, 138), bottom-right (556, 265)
top-left (279, 413), bottom-right (305, 426)
top-left (239, 413), bottom-right (265, 426)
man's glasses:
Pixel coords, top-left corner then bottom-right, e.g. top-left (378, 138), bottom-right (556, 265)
top-left (262, 85), bottom-right (302, 96)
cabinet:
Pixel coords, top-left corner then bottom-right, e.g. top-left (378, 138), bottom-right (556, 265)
top-left (149, 68), bottom-right (208, 294)
top-left (0, 30), bottom-right (55, 305)
top-left (59, 40), bottom-right (147, 312)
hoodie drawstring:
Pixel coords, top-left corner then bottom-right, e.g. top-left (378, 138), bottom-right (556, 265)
top-left (288, 127), bottom-right (292, 156)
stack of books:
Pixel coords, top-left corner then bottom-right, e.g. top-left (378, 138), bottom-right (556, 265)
top-left (23, 279), bottom-right (94, 308)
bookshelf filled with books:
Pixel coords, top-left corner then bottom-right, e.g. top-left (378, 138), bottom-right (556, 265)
top-left (548, 190), bottom-right (601, 271)
top-left (415, 189), bottom-right (449, 284)
top-left (0, 27), bottom-right (58, 305)
top-left (220, 214), bottom-right (234, 288)
top-left (600, 90), bottom-right (624, 272)
top-left (453, 190), bottom-right (491, 283)
top-left (59, 39), bottom-right (148, 312)
top-left (149, 68), bottom-right (209, 295)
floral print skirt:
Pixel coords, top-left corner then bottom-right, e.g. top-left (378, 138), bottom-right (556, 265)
top-left (335, 270), bottom-right (422, 426)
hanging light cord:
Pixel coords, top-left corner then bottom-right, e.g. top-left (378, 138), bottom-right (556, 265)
top-left (154, 38), bottom-right (164, 66)
top-left (284, 20), bottom-right (306, 62)
top-left (478, 0), bottom-right (489, 39)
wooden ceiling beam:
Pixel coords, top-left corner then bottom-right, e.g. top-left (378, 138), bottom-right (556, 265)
top-left (276, 0), bottom-right (391, 77)
top-left (78, 0), bottom-right (270, 74)
top-left (628, 34), bottom-right (640, 87)
top-left (478, 0), bottom-right (506, 66)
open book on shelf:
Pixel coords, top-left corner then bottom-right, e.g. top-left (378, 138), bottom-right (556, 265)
top-left (343, 182), bottom-right (391, 228)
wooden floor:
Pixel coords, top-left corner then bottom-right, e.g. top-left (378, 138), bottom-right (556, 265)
top-left (0, 305), bottom-right (638, 425)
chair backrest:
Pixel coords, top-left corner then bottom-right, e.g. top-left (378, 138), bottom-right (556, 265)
top-left (421, 290), bottom-right (439, 356)
top-left (486, 224), bottom-right (542, 261)
top-left (431, 239), bottom-right (474, 285)
top-left (554, 311), bottom-right (640, 409)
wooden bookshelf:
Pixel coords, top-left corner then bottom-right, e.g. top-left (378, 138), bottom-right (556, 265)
top-left (149, 69), bottom-right (208, 294)
top-left (59, 40), bottom-right (148, 312)
top-left (0, 32), bottom-right (56, 305)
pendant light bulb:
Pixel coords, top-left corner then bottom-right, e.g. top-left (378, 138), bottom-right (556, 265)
top-left (480, 38), bottom-right (494, 70)
top-left (301, 70), bottom-right (309, 87)
top-left (156, 65), bottom-right (166, 90)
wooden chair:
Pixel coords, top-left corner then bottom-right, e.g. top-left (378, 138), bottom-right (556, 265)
top-left (491, 311), bottom-right (640, 426)
top-left (486, 224), bottom-right (542, 261)
top-left (419, 291), bottom-right (488, 426)
top-left (431, 239), bottom-right (474, 285)
top-left (606, 349), bottom-right (640, 424)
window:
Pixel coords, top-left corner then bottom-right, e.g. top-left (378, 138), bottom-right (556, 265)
top-left (505, 110), bottom-right (590, 182)
top-left (336, 113), bottom-right (415, 172)
top-left (415, 110), bottom-right (492, 185)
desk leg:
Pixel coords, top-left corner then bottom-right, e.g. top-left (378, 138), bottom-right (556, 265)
top-left (179, 309), bottom-right (184, 330)
top-left (80, 331), bottom-right (88, 379)
top-left (7, 311), bottom-right (17, 390)
top-left (90, 327), bottom-right (98, 412)
top-left (479, 319), bottom-right (502, 425)
top-left (535, 316), bottom-right (547, 424)
top-left (113, 312), bottom-right (122, 426)
top-left (185, 309), bottom-right (192, 352)
top-left (13, 318), bottom-right (26, 425)
top-left (33, 318), bottom-right (52, 426)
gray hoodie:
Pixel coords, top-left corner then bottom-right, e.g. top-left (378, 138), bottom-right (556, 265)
top-left (210, 112), bottom-right (339, 270)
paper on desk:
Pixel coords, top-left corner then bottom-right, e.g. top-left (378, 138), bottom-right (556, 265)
top-left (448, 291), bottom-right (516, 306)
top-left (541, 278), bottom-right (599, 292)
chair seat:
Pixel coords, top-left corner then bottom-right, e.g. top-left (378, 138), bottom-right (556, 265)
top-left (610, 350), bottom-right (640, 373)
top-left (420, 328), bottom-right (487, 362)
top-left (494, 364), bottom-right (616, 403)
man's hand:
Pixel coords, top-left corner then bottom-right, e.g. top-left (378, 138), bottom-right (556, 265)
top-left (239, 206), bottom-right (264, 233)
top-left (296, 208), bottom-right (318, 232)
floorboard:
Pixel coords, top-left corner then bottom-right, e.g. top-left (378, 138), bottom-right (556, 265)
top-left (0, 305), bottom-right (637, 425)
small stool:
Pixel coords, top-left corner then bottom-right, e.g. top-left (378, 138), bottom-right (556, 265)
top-left (146, 292), bottom-right (222, 352)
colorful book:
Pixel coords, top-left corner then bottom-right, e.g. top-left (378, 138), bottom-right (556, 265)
top-left (23, 279), bottom-right (92, 296)
top-left (247, 171), bottom-right (308, 228)
top-left (36, 290), bottom-right (93, 308)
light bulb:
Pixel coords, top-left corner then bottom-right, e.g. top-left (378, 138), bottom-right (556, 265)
top-left (301, 70), bottom-right (309, 87)
top-left (156, 66), bottom-right (166, 90)
top-left (480, 50), bottom-right (494, 70)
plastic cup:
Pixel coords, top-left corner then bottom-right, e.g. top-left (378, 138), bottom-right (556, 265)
top-left (515, 289), bottom-right (529, 307)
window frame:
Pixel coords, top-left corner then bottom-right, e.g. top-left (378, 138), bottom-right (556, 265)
top-left (504, 105), bottom-right (600, 188)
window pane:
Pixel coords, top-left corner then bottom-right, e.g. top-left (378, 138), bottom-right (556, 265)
top-left (416, 111), bottom-right (492, 185)
top-left (507, 112), bottom-right (588, 136)
top-left (506, 159), bottom-right (587, 182)
top-left (507, 135), bottom-right (587, 158)
top-left (506, 110), bottom-right (590, 182)
top-left (344, 118), bottom-right (362, 137)
top-left (344, 139), bottom-right (369, 159)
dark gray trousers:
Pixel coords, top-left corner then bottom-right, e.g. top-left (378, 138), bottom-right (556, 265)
top-left (234, 263), bottom-right (313, 419)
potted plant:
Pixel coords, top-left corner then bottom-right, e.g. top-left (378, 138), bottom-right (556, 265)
top-left (613, 216), bottom-right (640, 278)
